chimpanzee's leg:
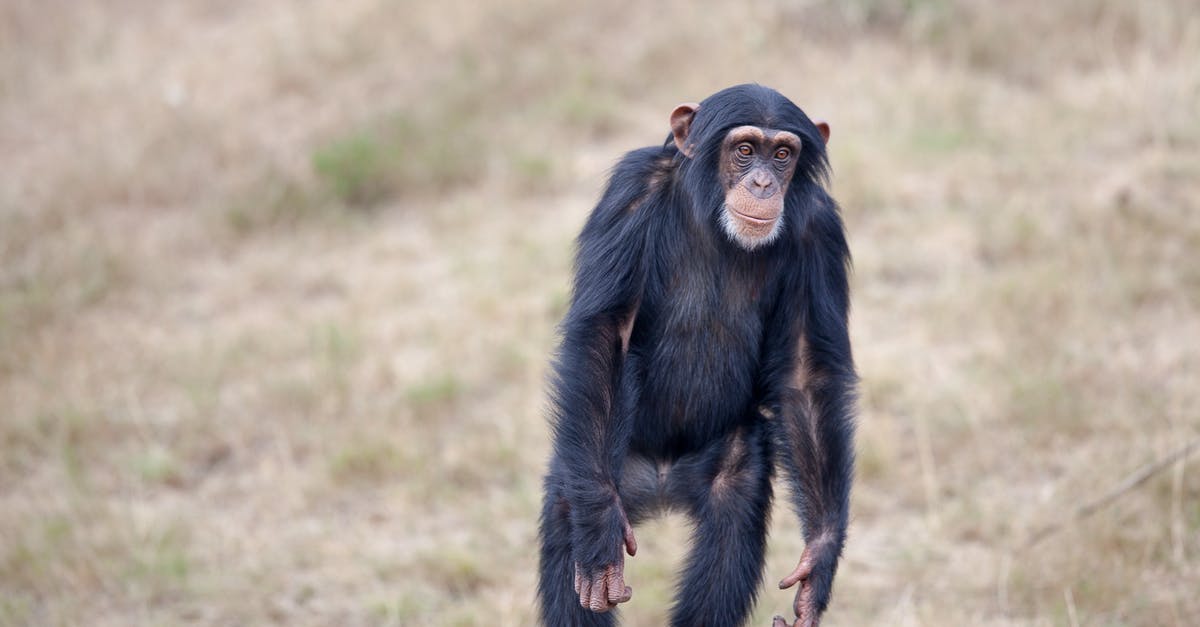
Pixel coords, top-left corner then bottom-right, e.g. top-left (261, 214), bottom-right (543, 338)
top-left (668, 424), bottom-right (773, 627)
top-left (537, 463), bottom-right (617, 627)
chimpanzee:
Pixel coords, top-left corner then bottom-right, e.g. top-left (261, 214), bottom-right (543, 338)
top-left (538, 84), bottom-right (856, 627)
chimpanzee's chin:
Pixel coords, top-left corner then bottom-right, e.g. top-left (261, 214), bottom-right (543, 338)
top-left (720, 206), bottom-right (781, 250)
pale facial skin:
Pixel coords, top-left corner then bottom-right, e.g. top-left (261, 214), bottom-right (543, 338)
top-left (716, 124), bottom-right (803, 250)
top-left (669, 103), bottom-right (830, 251)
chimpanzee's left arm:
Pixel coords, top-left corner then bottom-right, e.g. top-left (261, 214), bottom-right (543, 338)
top-left (764, 203), bottom-right (857, 627)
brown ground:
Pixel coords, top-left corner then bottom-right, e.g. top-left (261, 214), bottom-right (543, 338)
top-left (2, 1), bottom-right (1198, 625)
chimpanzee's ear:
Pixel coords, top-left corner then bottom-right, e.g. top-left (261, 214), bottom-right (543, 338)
top-left (670, 103), bottom-right (701, 158)
top-left (813, 119), bottom-right (830, 145)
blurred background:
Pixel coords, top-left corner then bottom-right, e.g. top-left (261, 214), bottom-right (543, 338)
top-left (1, 0), bottom-right (1198, 625)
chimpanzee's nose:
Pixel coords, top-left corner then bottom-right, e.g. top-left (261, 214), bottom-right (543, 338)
top-left (749, 171), bottom-right (775, 198)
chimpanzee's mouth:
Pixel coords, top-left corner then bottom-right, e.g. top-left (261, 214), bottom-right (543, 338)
top-left (729, 207), bottom-right (777, 224)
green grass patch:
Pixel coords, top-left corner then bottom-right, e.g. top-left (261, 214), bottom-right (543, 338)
top-left (224, 169), bottom-right (329, 235)
top-left (414, 546), bottom-right (492, 597)
top-left (124, 523), bottom-right (192, 591)
top-left (312, 104), bottom-right (487, 208)
top-left (131, 445), bottom-right (183, 486)
top-left (405, 373), bottom-right (462, 407)
top-left (0, 597), bottom-right (32, 625)
top-left (312, 131), bottom-right (391, 207)
top-left (908, 124), bottom-right (976, 155)
top-left (0, 242), bottom-right (127, 369)
top-left (310, 321), bottom-right (361, 369)
top-left (329, 440), bottom-right (406, 484)
top-left (1003, 367), bottom-right (1086, 433)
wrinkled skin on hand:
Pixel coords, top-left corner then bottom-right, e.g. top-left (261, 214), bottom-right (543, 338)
top-left (573, 511), bottom-right (638, 612)
top-left (772, 537), bottom-right (840, 627)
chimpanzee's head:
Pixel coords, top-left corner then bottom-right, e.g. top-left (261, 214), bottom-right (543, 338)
top-left (668, 84), bottom-right (830, 250)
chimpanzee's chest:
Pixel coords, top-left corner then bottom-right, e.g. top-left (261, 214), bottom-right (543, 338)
top-left (627, 261), bottom-right (775, 455)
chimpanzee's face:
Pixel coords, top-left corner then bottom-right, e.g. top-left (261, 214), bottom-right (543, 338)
top-left (717, 125), bottom-right (802, 250)
top-left (669, 99), bottom-right (830, 251)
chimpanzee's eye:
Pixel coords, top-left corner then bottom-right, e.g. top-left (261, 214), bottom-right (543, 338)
top-left (774, 147), bottom-right (791, 161)
top-left (736, 144), bottom-right (753, 157)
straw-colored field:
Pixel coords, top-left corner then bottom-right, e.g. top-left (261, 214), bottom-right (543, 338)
top-left (2, 1), bottom-right (1198, 625)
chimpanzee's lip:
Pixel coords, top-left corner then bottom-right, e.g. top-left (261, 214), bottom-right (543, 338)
top-left (730, 207), bottom-right (777, 224)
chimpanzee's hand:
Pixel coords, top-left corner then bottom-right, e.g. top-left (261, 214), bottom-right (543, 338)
top-left (772, 536), bottom-right (840, 627)
top-left (572, 505), bottom-right (637, 612)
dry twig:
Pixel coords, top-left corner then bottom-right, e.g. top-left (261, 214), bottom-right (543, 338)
top-left (1025, 437), bottom-right (1200, 548)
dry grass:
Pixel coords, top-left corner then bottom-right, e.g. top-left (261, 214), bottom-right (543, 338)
top-left (2, 0), bottom-right (1199, 625)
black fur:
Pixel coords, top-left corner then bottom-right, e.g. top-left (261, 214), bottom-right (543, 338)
top-left (538, 84), bottom-right (856, 626)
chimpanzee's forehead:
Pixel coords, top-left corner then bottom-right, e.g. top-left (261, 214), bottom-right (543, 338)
top-left (723, 125), bottom-right (802, 147)
top-left (691, 106), bottom-right (811, 146)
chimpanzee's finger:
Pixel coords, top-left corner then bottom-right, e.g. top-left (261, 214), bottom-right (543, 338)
top-left (795, 582), bottom-right (820, 627)
top-left (780, 546), bottom-right (816, 590)
top-left (588, 572), bottom-right (608, 612)
top-left (605, 565), bottom-right (631, 605)
top-left (779, 560), bottom-right (811, 589)
top-left (578, 576), bottom-right (592, 610)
